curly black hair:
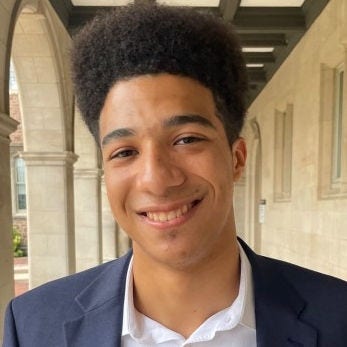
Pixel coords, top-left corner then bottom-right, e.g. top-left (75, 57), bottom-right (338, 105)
top-left (71, 3), bottom-right (248, 145)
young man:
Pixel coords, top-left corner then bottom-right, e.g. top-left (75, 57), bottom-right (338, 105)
top-left (3, 4), bottom-right (347, 347)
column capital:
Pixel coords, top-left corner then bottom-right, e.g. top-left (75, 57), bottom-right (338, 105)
top-left (74, 168), bottom-right (103, 179)
top-left (21, 151), bottom-right (78, 166)
top-left (0, 113), bottom-right (19, 142)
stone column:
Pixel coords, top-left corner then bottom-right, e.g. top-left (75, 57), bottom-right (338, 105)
top-left (101, 176), bottom-right (117, 262)
top-left (21, 151), bottom-right (77, 288)
top-left (116, 224), bottom-right (132, 257)
top-left (0, 113), bottom-right (18, 339)
top-left (74, 168), bottom-right (103, 271)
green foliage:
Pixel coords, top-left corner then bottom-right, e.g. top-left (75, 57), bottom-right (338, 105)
top-left (13, 227), bottom-right (24, 257)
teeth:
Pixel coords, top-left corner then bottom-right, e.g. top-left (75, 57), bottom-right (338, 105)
top-left (159, 213), bottom-right (167, 222)
top-left (146, 203), bottom-right (193, 222)
top-left (167, 211), bottom-right (176, 221)
top-left (182, 205), bottom-right (188, 214)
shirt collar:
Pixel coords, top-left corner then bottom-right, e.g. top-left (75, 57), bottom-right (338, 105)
top-left (239, 243), bottom-right (256, 329)
top-left (122, 241), bottom-right (256, 338)
top-left (122, 255), bottom-right (134, 337)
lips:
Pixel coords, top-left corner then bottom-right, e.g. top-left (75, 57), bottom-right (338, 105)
top-left (140, 200), bottom-right (201, 223)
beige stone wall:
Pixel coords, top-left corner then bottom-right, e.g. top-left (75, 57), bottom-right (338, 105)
top-left (245, 0), bottom-right (347, 280)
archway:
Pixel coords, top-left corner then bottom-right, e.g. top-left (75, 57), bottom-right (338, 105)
top-left (10, 0), bottom-right (76, 289)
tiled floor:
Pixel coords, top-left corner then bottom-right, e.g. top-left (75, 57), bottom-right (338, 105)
top-left (14, 257), bottom-right (28, 296)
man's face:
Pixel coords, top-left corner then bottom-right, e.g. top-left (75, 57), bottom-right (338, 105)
top-left (100, 73), bottom-right (246, 269)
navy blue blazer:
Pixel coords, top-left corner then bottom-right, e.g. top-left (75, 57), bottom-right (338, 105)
top-left (3, 239), bottom-right (347, 347)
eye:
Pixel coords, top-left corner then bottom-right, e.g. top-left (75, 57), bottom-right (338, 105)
top-left (110, 149), bottom-right (138, 159)
top-left (175, 136), bottom-right (204, 145)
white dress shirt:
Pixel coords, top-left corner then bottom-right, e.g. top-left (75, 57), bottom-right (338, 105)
top-left (122, 244), bottom-right (257, 346)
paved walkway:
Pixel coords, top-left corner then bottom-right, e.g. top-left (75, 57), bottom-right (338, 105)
top-left (14, 257), bottom-right (28, 296)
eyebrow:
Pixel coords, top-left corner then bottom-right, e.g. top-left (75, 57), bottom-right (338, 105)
top-left (163, 114), bottom-right (216, 129)
top-left (101, 114), bottom-right (215, 147)
top-left (101, 128), bottom-right (135, 147)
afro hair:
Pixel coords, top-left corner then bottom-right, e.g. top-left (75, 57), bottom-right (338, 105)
top-left (71, 3), bottom-right (248, 144)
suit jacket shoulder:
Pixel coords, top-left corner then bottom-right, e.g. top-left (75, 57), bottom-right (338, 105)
top-left (239, 238), bottom-right (347, 347)
top-left (3, 253), bottom-right (132, 347)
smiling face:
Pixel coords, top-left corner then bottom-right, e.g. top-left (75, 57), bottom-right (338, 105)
top-left (100, 73), bottom-right (246, 270)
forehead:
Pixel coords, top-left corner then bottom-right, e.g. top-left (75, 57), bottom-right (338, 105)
top-left (100, 74), bottom-right (216, 129)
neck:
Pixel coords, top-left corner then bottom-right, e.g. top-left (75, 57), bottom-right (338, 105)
top-left (132, 236), bottom-right (240, 338)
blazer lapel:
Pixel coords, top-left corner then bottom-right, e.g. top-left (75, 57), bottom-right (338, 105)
top-left (62, 240), bottom-right (318, 346)
top-left (63, 252), bottom-right (132, 347)
top-left (239, 239), bottom-right (318, 347)
top-left (254, 289), bottom-right (317, 347)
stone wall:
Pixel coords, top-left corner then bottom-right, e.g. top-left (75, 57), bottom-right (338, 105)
top-left (245, 0), bottom-right (347, 280)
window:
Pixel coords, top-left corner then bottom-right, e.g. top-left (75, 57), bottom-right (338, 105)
top-left (332, 66), bottom-right (344, 181)
top-left (14, 157), bottom-right (26, 212)
top-left (274, 104), bottom-right (293, 202)
top-left (319, 63), bottom-right (347, 198)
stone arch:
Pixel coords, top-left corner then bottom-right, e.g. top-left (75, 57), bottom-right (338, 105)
top-left (12, 0), bottom-right (73, 152)
top-left (9, 0), bottom-right (76, 290)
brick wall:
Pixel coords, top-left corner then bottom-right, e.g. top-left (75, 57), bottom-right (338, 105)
top-left (9, 93), bottom-right (23, 144)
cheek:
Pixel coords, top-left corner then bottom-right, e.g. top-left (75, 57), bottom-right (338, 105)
top-left (105, 167), bottom-right (138, 219)
top-left (195, 149), bottom-right (233, 183)
top-left (104, 171), bottom-right (125, 209)
top-left (209, 158), bottom-right (234, 202)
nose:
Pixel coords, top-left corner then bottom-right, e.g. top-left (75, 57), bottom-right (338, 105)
top-left (135, 144), bottom-right (186, 196)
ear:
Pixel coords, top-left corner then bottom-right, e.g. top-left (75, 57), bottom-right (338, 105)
top-left (231, 138), bottom-right (247, 182)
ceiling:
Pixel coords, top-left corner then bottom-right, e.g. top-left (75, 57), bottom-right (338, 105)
top-left (48, 0), bottom-right (330, 105)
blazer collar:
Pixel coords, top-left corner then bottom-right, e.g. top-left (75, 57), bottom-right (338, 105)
top-left (63, 240), bottom-right (318, 347)
top-left (238, 238), bottom-right (318, 347)
top-left (63, 252), bottom-right (132, 347)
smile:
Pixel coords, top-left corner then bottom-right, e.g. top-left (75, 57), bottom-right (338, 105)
top-left (141, 200), bottom-right (201, 223)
